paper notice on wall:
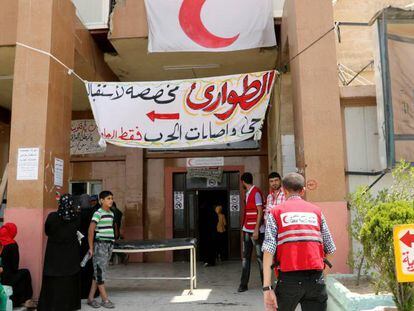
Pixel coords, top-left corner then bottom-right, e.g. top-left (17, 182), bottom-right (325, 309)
top-left (186, 157), bottom-right (224, 167)
top-left (54, 158), bottom-right (64, 187)
top-left (71, 120), bottom-right (106, 155)
top-left (17, 148), bottom-right (40, 180)
top-left (230, 191), bottom-right (240, 212)
top-left (174, 191), bottom-right (184, 210)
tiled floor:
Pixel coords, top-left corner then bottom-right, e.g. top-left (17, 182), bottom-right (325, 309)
top-left (82, 261), bottom-right (265, 310)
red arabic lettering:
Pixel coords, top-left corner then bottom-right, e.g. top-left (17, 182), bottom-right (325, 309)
top-left (101, 126), bottom-right (143, 142)
top-left (403, 251), bottom-right (414, 272)
top-left (185, 72), bottom-right (274, 121)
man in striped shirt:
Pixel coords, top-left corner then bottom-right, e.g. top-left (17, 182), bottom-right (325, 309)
top-left (87, 191), bottom-right (116, 309)
top-left (264, 172), bottom-right (285, 225)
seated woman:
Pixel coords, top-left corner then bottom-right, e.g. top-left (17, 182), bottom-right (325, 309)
top-left (38, 194), bottom-right (81, 311)
top-left (0, 222), bottom-right (35, 308)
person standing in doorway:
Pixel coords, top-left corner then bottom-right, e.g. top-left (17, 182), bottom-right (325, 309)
top-left (215, 205), bottom-right (227, 262)
top-left (238, 172), bottom-right (264, 292)
top-left (87, 191), bottom-right (116, 309)
top-left (262, 173), bottom-right (336, 311)
top-left (204, 204), bottom-right (218, 267)
top-left (264, 172), bottom-right (285, 223)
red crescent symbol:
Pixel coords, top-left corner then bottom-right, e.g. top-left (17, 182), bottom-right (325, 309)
top-left (282, 216), bottom-right (288, 223)
top-left (179, 0), bottom-right (240, 48)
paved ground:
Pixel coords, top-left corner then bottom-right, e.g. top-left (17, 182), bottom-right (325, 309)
top-left (81, 261), bottom-right (265, 311)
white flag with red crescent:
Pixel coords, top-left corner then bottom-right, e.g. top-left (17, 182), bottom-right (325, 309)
top-left (144, 0), bottom-right (276, 52)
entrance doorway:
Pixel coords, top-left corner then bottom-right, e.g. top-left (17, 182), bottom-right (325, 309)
top-left (198, 190), bottom-right (228, 263)
top-left (172, 171), bottom-right (241, 261)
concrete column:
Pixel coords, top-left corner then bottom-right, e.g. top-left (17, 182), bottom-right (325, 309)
top-left (123, 149), bottom-right (144, 262)
top-left (6, 0), bottom-right (75, 297)
top-left (283, 0), bottom-right (349, 273)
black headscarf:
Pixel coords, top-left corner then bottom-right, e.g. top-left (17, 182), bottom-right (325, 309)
top-left (57, 193), bottom-right (77, 221)
top-left (79, 193), bottom-right (91, 210)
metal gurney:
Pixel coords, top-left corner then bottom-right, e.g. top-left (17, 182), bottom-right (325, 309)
top-left (111, 238), bottom-right (197, 293)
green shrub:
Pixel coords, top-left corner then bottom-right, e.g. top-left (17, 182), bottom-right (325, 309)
top-left (360, 201), bottom-right (414, 311)
top-left (349, 161), bottom-right (414, 310)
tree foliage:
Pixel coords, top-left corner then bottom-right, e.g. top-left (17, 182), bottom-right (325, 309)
top-left (349, 161), bottom-right (414, 310)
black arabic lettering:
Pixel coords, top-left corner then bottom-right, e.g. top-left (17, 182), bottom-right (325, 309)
top-left (144, 132), bottom-right (164, 142)
top-left (209, 122), bottom-right (226, 139)
top-left (116, 85), bottom-right (179, 104)
top-left (111, 86), bottom-right (125, 100)
top-left (166, 123), bottom-right (182, 142)
top-left (241, 118), bottom-right (261, 135)
top-left (185, 128), bottom-right (200, 141)
top-left (90, 84), bottom-right (113, 97)
top-left (201, 123), bottom-right (208, 139)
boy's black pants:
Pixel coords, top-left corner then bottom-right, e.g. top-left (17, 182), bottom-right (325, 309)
top-left (275, 270), bottom-right (327, 311)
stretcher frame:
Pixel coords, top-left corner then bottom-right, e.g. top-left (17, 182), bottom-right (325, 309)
top-left (111, 240), bottom-right (197, 294)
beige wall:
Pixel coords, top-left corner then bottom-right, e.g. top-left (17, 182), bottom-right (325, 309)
top-left (70, 150), bottom-right (127, 211)
top-left (267, 73), bottom-right (294, 174)
top-left (283, 0), bottom-right (347, 202)
top-left (0, 124), bottom-right (9, 179)
top-left (334, 0), bottom-right (413, 74)
top-left (0, 0), bottom-right (18, 46)
top-left (109, 0), bottom-right (148, 39)
top-left (6, 0), bottom-right (77, 297)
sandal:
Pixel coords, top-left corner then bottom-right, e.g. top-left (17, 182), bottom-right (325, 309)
top-left (87, 299), bottom-right (101, 308)
top-left (23, 299), bottom-right (37, 309)
top-left (101, 300), bottom-right (115, 309)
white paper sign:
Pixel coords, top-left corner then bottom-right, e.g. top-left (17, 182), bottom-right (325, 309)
top-left (54, 158), bottom-right (64, 187)
top-left (17, 148), bottom-right (39, 180)
top-left (174, 191), bottom-right (184, 210)
top-left (86, 71), bottom-right (275, 149)
top-left (186, 157), bottom-right (224, 167)
top-left (230, 191), bottom-right (240, 212)
top-left (71, 120), bottom-right (106, 155)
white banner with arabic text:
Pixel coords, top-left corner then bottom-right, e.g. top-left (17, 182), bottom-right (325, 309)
top-left (85, 71), bottom-right (275, 149)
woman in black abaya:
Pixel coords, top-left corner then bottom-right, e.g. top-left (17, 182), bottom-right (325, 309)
top-left (38, 194), bottom-right (81, 311)
top-left (78, 193), bottom-right (96, 299)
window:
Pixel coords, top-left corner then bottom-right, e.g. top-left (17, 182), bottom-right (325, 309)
top-left (70, 180), bottom-right (102, 198)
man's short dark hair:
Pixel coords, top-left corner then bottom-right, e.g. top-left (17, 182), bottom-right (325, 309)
top-left (282, 173), bottom-right (305, 192)
top-left (99, 190), bottom-right (113, 200)
top-left (268, 172), bottom-right (281, 180)
top-left (241, 172), bottom-right (253, 185)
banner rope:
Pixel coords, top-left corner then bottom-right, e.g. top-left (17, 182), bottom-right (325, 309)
top-left (16, 42), bottom-right (87, 83)
top-left (17, 25), bottom-right (336, 83)
top-left (278, 26), bottom-right (336, 72)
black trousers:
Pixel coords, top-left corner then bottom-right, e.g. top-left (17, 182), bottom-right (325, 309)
top-left (275, 270), bottom-right (327, 311)
top-left (240, 231), bottom-right (264, 287)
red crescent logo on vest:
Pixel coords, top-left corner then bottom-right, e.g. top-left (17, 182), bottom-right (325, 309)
top-left (179, 0), bottom-right (240, 48)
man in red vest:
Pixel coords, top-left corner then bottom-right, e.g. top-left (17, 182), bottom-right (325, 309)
top-left (262, 173), bottom-right (335, 311)
top-left (238, 172), bottom-right (265, 292)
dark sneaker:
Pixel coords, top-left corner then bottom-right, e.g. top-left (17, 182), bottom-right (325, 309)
top-left (101, 300), bottom-right (115, 309)
top-left (237, 285), bottom-right (248, 292)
